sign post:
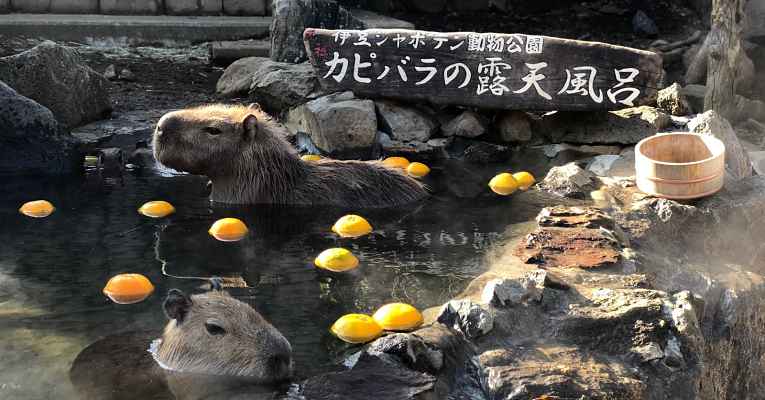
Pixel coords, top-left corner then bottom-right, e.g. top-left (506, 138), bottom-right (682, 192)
top-left (304, 28), bottom-right (663, 111)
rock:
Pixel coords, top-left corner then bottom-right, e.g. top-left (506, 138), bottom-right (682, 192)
top-left (745, 0), bottom-right (765, 40)
top-left (496, 111), bottom-right (532, 142)
top-left (375, 100), bottom-right (438, 142)
top-left (481, 270), bottom-right (545, 306)
top-left (632, 10), bottom-right (658, 37)
top-left (302, 352), bottom-right (436, 400)
top-left (216, 57), bottom-right (321, 112)
top-left (270, 0), bottom-right (362, 64)
top-left (441, 111), bottom-right (487, 138)
top-left (99, 0), bottom-right (161, 14)
top-left (0, 41), bottom-right (111, 129)
top-left (657, 83), bottom-right (692, 116)
top-left (664, 335), bottom-right (685, 367)
top-left (285, 92), bottom-right (377, 158)
top-left (688, 110), bottom-right (753, 180)
top-left (436, 299), bottom-right (493, 339)
top-left (539, 163), bottom-right (600, 198)
top-left (515, 226), bottom-right (621, 269)
top-left (663, 290), bottom-right (703, 353)
top-left (750, 151), bottom-right (765, 175)
top-left (119, 68), bottom-right (136, 82)
top-left (462, 141), bottom-right (509, 163)
top-left (103, 64), bottom-right (117, 81)
top-left (586, 154), bottom-right (622, 176)
top-left (631, 342), bottom-right (664, 363)
top-left (606, 149), bottom-right (636, 177)
top-left (681, 84), bottom-right (706, 113)
top-left (0, 82), bottom-right (77, 175)
top-left (70, 109), bottom-right (165, 149)
top-left (535, 106), bottom-right (671, 145)
top-left (223, 0), bottom-right (265, 15)
top-left (50, 0), bottom-right (99, 13)
top-left (128, 141), bottom-right (155, 170)
top-left (366, 333), bottom-right (444, 373)
top-left (378, 134), bottom-right (448, 161)
top-left (9, 0), bottom-right (49, 12)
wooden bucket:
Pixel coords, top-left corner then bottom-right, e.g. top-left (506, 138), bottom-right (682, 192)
top-left (635, 133), bottom-right (725, 200)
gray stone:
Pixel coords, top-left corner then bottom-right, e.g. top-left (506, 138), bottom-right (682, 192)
top-left (745, 0), bottom-right (765, 40)
top-left (0, 82), bottom-right (77, 175)
top-left (378, 136), bottom-right (447, 161)
top-left (0, 0), bottom-right (7, 12)
top-left (366, 333), bottom-right (444, 373)
top-left (540, 143), bottom-right (622, 159)
top-left (270, 0), bottom-right (362, 64)
top-left (632, 10), bottom-right (658, 37)
top-left (216, 57), bottom-right (321, 111)
top-left (586, 155), bottom-right (622, 176)
top-left (663, 291), bottom-right (703, 353)
top-left (664, 335), bottom-right (685, 367)
top-left (10, 0), bottom-right (49, 12)
top-left (99, 0), bottom-right (161, 14)
top-left (442, 111), bottom-right (487, 138)
top-left (688, 110), bottom-right (753, 180)
top-left (682, 84), bottom-right (706, 114)
top-left (0, 41), bottom-right (111, 129)
top-left (482, 270), bottom-right (545, 307)
top-left (375, 100), bottom-right (438, 142)
top-left (539, 162), bottom-right (600, 198)
top-left (631, 342), bottom-right (664, 363)
top-left (200, 0), bottom-right (223, 13)
top-left (223, 0), bottom-right (266, 15)
top-left (436, 299), bottom-right (493, 339)
top-left (749, 151), bottom-right (765, 175)
top-left (606, 149), bottom-right (636, 177)
top-left (657, 83), bottom-right (692, 116)
top-left (535, 106), bottom-right (671, 145)
top-left (165, 0), bottom-right (200, 14)
top-left (103, 65), bottom-right (117, 81)
top-left (50, 0), bottom-right (98, 12)
top-left (119, 68), bottom-right (136, 82)
top-left (285, 91), bottom-right (377, 158)
top-left (496, 111), bottom-right (532, 142)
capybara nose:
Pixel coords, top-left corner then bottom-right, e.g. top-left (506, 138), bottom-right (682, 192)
top-left (156, 113), bottom-right (181, 137)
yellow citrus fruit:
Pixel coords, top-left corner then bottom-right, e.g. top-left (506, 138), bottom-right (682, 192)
top-left (331, 214), bottom-right (373, 238)
top-left (489, 173), bottom-right (519, 195)
top-left (372, 303), bottom-right (423, 331)
top-left (103, 273), bottom-right (155, 304)
top-left (382, 156), bottom-right (410, 169)
top-left (301, 154), bottom-right (322, 161)
top-left (138, 200), bottom-right (176, 218)
top-left (19, 200), bottom-right (55, 218)
top-left (330, 314), bottom-right (383, 344)
top-left (512, 171), bottom-right (536, 190)
top-left (208, 218), bottom-right (249, 242)
top-left (314, 248), bottom-right (359, 272)
top-left (406, 162), bottom-right (430, 178)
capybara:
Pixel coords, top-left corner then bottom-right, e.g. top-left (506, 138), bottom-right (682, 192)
top-left (70, 289), bottom-right (292, 399)
top-left (152, 104), bottom-right (428, 207)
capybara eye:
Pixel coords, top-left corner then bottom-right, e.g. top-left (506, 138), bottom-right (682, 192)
top-left (205, 321), bottom-right (226, 336)
top-left (204, 127), bottom-right (222, 136)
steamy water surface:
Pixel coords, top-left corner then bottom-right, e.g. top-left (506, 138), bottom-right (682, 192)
top-left (0, 159), bottom-right (569, 399)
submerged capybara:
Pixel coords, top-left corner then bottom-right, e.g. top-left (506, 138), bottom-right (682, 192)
top-left (152, 104), bottom-right (428, 207)
top-left (70, 289), bottom-right (292, 399)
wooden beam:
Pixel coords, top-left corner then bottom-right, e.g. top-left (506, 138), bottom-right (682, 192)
top-left (304, 28), bottom-right (663, 111)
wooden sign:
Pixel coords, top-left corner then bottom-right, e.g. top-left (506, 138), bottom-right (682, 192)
top-left (303, 28), bottom-right (663, 111)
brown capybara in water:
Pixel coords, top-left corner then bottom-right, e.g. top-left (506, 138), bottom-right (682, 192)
top-left (152, 104), bottom-right (428, 207)
top-left (70, 289), bottom-right (292, 399)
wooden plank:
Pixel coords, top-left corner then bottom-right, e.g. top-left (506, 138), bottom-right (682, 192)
top-left (303, 28), bottom-right (663, 111)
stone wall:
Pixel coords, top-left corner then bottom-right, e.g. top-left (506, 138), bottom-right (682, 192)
top-left (1, 0), bottom-right (271, 15)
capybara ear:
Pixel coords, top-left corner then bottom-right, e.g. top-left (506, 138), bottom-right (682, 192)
top-left (163, 289), bottom-right (193, 323)
top-left (247, 103), bottom-right (262, 111)
top-left (243, 114), bottom-right (258, 140)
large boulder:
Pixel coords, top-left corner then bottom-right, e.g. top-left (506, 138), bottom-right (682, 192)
top-left (216, 57), bottom-right (322, 112)
top-left (441, 111), bottom-right (487, 138)
top-left (496, 111), bottom-right (533, 142)
top-left (534, 106), bottom-right (671, 145)
top-left (0, 41), bottom-right (111, 129)
top-left (538, 162), bottom-right (600, 198)
top-left (0, 82), bottom-right (78, 175)
top-left (375, 100), bottom-right (438, 142)
top-left (270, 0), bottom-right (362, 64)
top-left (687, 111), bottom-right (753, 180)
top-left (657, 83), bottom-right (692, 116)
top-left (285, 91), bottom-right (377, 158)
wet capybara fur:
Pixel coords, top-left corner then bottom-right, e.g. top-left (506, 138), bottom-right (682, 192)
top-left (70, 289), bottom-right (292, 400)
top-left (153, 104), bottom-right (428, 207)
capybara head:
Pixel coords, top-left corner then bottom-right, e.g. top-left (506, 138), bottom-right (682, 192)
top-left (153, 104), bottom-right (285, 177)
top-left (155, 289), bottom-right (293, 383)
